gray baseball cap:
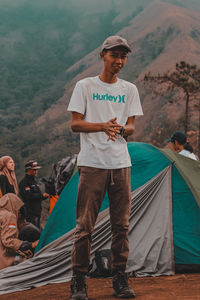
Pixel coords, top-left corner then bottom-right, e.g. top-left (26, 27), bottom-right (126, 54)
top-left (101, 35), bottom-right (131, 52)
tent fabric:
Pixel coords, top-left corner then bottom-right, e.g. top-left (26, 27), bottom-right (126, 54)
top-left (0, 167), bottom-right (174, 295)
top-left (157, 149), bottom-right (200, 265)
top-left (36, 142), bottom-right (200, 254)
top-left (36, 143), bottom-right (172, 251)
top-left (170, 165), bottom-right (200, 265)
top-left (36, 142), bottom-right (200, 266)
top-left (0, 142), bottom-right (199, 295)
top-left (159, 148), bottom-right (200, 207)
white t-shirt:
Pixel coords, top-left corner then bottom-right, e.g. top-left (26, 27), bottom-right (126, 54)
top-left (67, 76), bottom-right (143, 169)
top-left (179, 149), bottom-right (198, 160)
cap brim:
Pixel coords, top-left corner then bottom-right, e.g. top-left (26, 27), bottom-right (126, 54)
top-left (32, 166), bottom-right (42, 170)
top-left (102, 43), bottom-right (131, 52)
top-left (26, 166), bottom-right (42, 170)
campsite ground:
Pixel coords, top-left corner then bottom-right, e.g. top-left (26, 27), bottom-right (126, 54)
top-left (0, 274), bottom-right (200, 299)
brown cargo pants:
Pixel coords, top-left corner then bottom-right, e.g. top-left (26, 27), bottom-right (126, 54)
top-left (71, 166), bottom-right (131, 274)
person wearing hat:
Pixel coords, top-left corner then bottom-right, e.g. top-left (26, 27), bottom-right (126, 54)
top-left (19, 160), bottom-right (49, 229)
top-left (165, 131), bottom-right (187, 152)
top-left (166, 131), bottom-right (198, 159)
top-left (165, 131), bottom-right (198, 160)
top-left (67, 35), bottom-right (143, 299)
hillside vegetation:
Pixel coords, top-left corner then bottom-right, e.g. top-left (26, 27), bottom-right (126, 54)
top-left (1, 0), bottom-right (200, 178)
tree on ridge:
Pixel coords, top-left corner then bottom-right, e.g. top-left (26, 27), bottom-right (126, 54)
top-left (143, 61), bottom-right (200, 156)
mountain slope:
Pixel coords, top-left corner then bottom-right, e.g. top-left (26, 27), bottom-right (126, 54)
top-left (37, 0), bottom-right (200, 135)
top-left (1, 0), bottom-right (200, 177)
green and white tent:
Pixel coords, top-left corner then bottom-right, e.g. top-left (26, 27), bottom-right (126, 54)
top-left (0, 142), bottom-right (199, 294)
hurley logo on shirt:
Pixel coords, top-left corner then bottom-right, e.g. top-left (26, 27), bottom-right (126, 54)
top-left (93, 93), bottom-right (126, 103)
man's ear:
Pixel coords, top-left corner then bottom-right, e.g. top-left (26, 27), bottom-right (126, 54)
top-left (174, 140), bottom-right (179, 151)
top-left (100, 51), bottom-right (105, 60)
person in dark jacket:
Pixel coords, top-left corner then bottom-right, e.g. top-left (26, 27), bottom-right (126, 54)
top-left (0, 156), bottom-right (18, 198)
top-left (19, 160), bottom-right (49, 229)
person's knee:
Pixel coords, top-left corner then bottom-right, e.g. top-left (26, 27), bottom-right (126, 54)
top-left (76, 220), bottom-right (95, 236)
top-left (19, 222), bottom-right (41, 242)
top-left (111, 223), bottom-right (129, 234)
top-left (75, 227), bottom-right (92, 243)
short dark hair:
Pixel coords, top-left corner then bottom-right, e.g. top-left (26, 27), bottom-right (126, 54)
top-left (184, 142), bottom-right (193, 153)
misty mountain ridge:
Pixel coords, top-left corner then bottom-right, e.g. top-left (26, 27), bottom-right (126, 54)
top-left (1, 0), bottom-right (200, 177)
top-left (37, 1), bottom-right (200, 130)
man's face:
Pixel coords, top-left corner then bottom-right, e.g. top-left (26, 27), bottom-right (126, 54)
top-left (100, 46), bottom-right (128, 75)
top-left (27, 169), bottom-right (38, 177)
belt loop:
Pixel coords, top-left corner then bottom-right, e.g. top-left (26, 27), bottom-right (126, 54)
top-left (110, 169), bottom-right (114, 186)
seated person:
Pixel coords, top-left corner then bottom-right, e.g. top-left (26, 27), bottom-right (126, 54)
top-left (0, 193), bottom-right (39, 270)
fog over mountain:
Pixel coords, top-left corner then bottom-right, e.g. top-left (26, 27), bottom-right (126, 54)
top-left (0, 0), bottom-right (200, 177)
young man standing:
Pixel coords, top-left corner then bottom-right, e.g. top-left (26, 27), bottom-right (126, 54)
top-left (67, 35), bottom-right (143, 299)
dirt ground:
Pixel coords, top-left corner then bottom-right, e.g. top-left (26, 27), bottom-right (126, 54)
top-left (0, 274), bottom-right (200, 300)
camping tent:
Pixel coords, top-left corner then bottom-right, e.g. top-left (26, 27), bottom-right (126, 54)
top-left (0, 142), bottom-right (199, 295)
top-left (37, 142), bottom-right (200, 265)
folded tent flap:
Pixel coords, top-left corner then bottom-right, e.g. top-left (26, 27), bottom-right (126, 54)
top-left (160, 148), bottom-right (200, 207)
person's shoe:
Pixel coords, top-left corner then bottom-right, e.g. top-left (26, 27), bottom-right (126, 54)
top-left (69, 274), bottom-right (88, 300)
top-left (113, 271), bottom-right (135, 298)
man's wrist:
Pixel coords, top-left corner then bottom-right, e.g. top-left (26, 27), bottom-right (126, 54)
top-left (120, 126), bottom-right (125, 136)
